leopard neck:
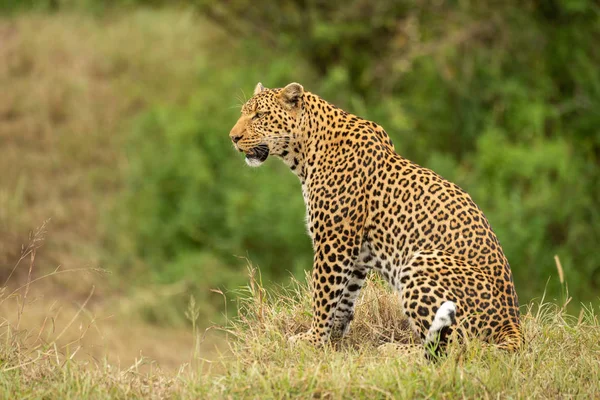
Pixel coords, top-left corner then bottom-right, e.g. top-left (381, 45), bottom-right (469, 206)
top-left (278, 92), bottom-right (327, 183)
top-left (279, 91), bottom-right (397, 186)
top-left (279, 93), bottom-right (343, 183)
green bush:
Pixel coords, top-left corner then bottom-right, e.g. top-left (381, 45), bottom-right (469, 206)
top-left (105, 50), bottom-right (319, 322)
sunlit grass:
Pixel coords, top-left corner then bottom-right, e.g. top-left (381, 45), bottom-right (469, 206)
top-left (191, 265), bottom-right (600, 398)
top-left (2, 260), bottom-right (599, 398)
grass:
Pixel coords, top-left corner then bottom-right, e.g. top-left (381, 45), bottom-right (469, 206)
top-left (2, 256), bottom-right (599, 398)
top-left (191, 267), bottom-right (600, 399)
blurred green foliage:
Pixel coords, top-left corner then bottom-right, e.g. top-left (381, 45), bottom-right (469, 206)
top-left (5, 0), bottom-right (599, 312)
top-left (104, 48), bottom-right (318, 321)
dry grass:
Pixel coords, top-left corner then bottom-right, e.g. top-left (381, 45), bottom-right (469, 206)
top-left (0, 223), bottom-right (223, 378)
top-left (195, 266), bottom-right (600, 398)
top-left (2, 260), bottom-right (599, 398)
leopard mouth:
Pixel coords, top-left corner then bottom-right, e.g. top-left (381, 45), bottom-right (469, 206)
top-left (245, 144), bottom-right (269, 166)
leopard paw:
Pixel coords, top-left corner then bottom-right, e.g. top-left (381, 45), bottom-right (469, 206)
top-left (288, 329), bottom-right (323, 346)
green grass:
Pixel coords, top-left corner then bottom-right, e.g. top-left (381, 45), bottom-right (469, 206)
top-left (3, 264), bottom-right (599, 398)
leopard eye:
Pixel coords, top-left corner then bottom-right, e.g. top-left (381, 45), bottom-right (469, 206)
top-left (253, 112), bottom-right (263, 120)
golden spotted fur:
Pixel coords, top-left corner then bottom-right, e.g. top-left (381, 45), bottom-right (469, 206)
top-left (229, 82), bottom-right (522, 356)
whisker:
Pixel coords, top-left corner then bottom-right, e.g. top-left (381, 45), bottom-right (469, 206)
top-left (260, 137), bottom-right (295, 143)
top-left (238, 133), bottom-right (297, 150)
top-left (234, 89), bottom-right (249, 108)
top-left (257, 134), bottom-right (297, 140)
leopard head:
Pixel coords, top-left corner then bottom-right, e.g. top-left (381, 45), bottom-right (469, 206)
top-left (229, 82), bottom-right (304, 167)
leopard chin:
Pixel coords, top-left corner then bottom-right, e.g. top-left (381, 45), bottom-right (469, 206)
top-left (245, 144), bottom-right (269, 167)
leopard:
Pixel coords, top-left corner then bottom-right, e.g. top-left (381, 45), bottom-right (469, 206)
top-left (229, 82), bottom-right (523, 356)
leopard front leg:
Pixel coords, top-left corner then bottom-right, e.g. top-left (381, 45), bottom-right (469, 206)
top-left (289, 228), bottom-right (361, 346)
top-left (330, 264), bottom-right (370, 339)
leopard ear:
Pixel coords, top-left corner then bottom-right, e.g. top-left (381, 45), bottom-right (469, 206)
top-left (279, 82), bottom-right (304, 109)
top-left (253, 82), bottom-right (266, 95)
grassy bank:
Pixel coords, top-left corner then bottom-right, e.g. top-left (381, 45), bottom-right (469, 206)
top-left (2, 264), bottom-right (599, 398)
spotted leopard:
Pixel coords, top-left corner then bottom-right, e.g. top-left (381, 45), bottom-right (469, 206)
top-left (229, 82), bottom-right (523, 356)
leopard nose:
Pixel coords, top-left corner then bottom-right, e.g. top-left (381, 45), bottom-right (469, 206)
top-left (231, 135), bottom-right (242, 143)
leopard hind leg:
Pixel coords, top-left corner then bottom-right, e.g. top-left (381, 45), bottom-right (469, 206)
top-left (423, 300), bottom-right (456, 360)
